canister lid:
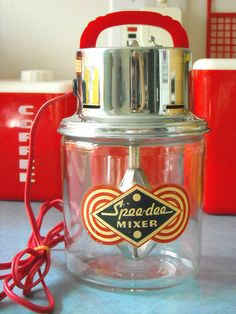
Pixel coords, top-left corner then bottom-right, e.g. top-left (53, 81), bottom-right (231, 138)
top-left (0, 69), bottom-right (72, 94)
top-left (193, 59), bottom-right (236, 70)
top-left (21, 70), bottom-right (54, 82)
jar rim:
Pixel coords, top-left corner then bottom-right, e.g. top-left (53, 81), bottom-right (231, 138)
top-left (58, 112), bottom-right (208, 139)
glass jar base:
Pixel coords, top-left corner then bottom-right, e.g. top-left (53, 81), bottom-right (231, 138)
top-left (66, 251), bottom-right (198, 291)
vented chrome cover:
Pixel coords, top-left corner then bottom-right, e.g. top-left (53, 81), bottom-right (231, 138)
top-left (75, 47), bottom-right (191, 118)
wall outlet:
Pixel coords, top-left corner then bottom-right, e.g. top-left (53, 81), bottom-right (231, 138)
top-left (105, 0), bottom-right (157, 47)
top-left (96, 0), bottom-right (186, 47)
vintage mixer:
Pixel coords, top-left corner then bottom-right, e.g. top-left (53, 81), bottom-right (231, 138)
top-left (59, 11), bottom-right (208, 290)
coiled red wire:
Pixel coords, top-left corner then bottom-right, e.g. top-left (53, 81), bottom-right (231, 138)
top-left (0, 92), bottom-right (73, 313)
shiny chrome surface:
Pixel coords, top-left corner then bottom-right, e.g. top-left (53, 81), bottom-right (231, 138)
top-left (58, 112), bottom-right (208, 138)
top-left (60, 46), bottom-right (208, 139)
top-left (76, 47), bottom-right (191, 118)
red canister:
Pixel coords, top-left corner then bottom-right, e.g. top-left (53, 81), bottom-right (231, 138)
top-left (0, 70), bottom-right (76, 201)
top-left (192, 59), bottom-right (236, 215)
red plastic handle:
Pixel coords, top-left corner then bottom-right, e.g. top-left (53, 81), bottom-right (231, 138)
top-left (80, 11), bottom-right (189, 48)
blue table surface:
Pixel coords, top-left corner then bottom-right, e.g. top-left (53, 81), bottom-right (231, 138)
top-left (0, 201), bottom-right (235, 314)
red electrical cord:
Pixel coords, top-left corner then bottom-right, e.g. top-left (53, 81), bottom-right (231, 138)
top-left (0, 92), bottom-right (73, 313)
